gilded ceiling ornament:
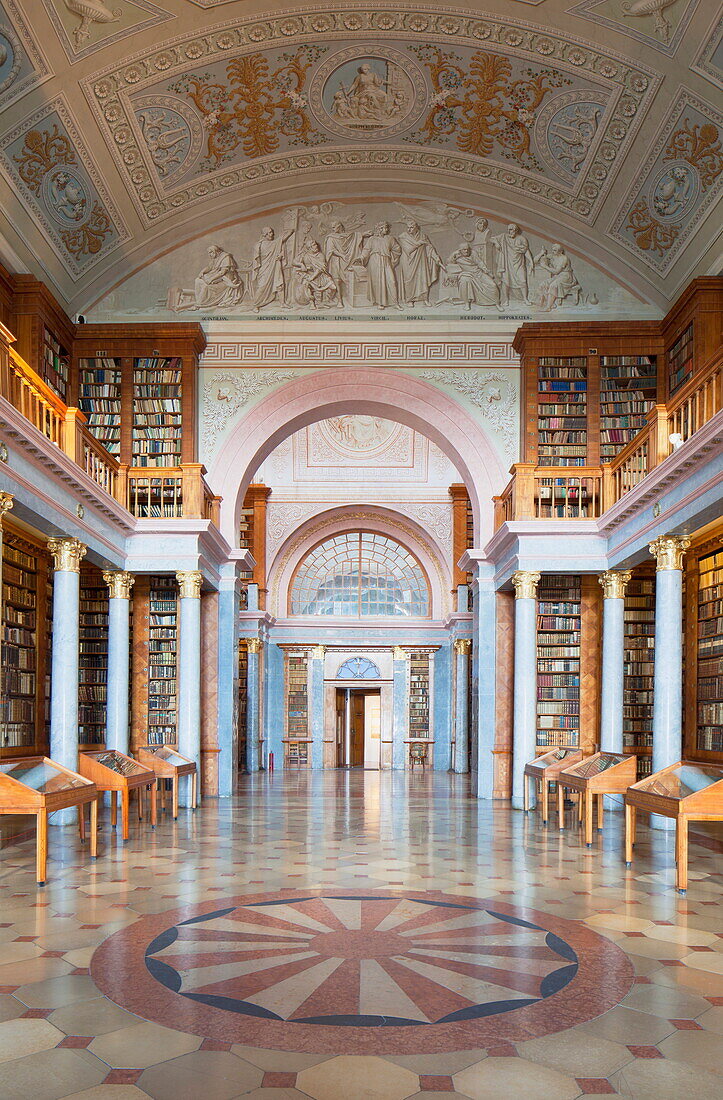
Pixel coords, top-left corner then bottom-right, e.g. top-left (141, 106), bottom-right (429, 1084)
top-left (511, 570), bottom-right (541, 599)
top-left (626, 199), bottom-right (680, 255)
top-left (649, 535), bottom-right (691, 571)
top-left (63, 0), bottom-right (121, 47)
top-left (598, 570), bottom-right (632, 599)
top-left (103, 570), bottom-right (134, 599)
top-left (176, 570), bottom-right (203, 598)
top-left (664, 118), bottom-right (722, 189)
top-left (47, 536), bottom-right (87, 572)
top-left (60, 201), bottom-right (112, 258)
top-left (12, 124), bottom-right (75, 193)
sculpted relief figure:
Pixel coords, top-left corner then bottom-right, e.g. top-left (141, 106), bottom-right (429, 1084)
top-left (444, 245), bottom-right (500, 310)
top-left (324, 221), bottom-right (370, 307)
top-left (398, 221), bottom-right (442, 306)
top-left (492, 223), bottom-right (535, 306)
top-left (292, 241), bottom-right (338, 309)
top-left (332, 63), bottom-right (407, 124)
top-left (535, 244), bottom-right (582, 311)
top-left (355, 222), bottom-right (402, 308)
top-left (252, 225), bottom-right (294, 311)
top-left (193, 245), bottom-right (245, 309)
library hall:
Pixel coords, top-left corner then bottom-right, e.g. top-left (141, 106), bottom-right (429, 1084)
top-left (0, 1), bottom-right (723, 1097)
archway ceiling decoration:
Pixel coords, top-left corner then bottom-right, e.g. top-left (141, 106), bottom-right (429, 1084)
top-left (0, 1), bottom-right (720, 315)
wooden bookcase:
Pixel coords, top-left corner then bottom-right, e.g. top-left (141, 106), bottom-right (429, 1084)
top-left (683, 529), bottom-right (723, 767)
top-left (661, 278), bottom-right (723, 401)
top-left (78, 356), bottom-right (123, 457)
top-left (130, 575), bottom-right (179, 752)
top-left (10, 276), bottom-right (75, 404)
top-left (537, 356), bottom-right (588, 466)
top-left (600, 355), bottom-right (657, 461)
top-left (623, 568), bottom-right (655, 779)
top-left (409, 651), bottom-right (431, 739)
top-left (1, 525), bottom-right (51, 759)
top-left (78, 565), bottom-right (109, 750)
top-left (285, 650), bottom-right (309, 765)
top-left (238, 639), bottom-right (248, 772)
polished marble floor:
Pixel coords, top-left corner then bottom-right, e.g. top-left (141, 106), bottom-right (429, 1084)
top-left (0, 771), bottom-right (722, 1099)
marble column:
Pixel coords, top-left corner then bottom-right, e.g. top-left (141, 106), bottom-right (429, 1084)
top-left (392, 646), bottom-right (409, 769)
top-left (650, 536), bottom-right (691, 800)
top-left (103, 571), bottom-right (134, 755)
top-left (48, 537), bottom-right (87, 824)
top-left (246, 639), bottom-right (261, 773)
top-left (176, 570), bottom-right (203, 807)
top-left (309, 645), bottom-right (325, 770)
top-left (599, 570), bottom-right (632, 757)
top-left (217, 564), bottom-right (240, 798)
top-left (454, 640), bottom-right (471, 773)
top-left (475, 566), bottom-right (497, 799)
top-left (511, 570), bottom-right (540, 811)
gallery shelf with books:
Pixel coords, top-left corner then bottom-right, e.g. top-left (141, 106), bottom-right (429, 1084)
top-left (41, 326), bottom-right (70, 401)
top-left (78, 357), bottom-right (122, 457)
top-left (146, 577), bottom-right (178, 746)
top-left (0, 528), bottom-right (51, 758)
top-left (285, 651), bottom-right (309, 765)
top-left (537, 357), bottom-right (588, 466)
top-left (238, 640), bottom-right (248, 772)
top-left (132, 357), bottom-right (183, 466)
top-left (536, 575), bottom-right (581, 751)
top-left (600, 356), bottom-right (658, 461)
top-left (409, 651), bottom-right (431, 739)
top-left (78, 566), bottom-right (109, 749)
top-left (667, 323), bottom-right (694, 395)
top-left (697, 549), bottom-right (723, 755)
top-left (623, 572), bottom-right (655, 778)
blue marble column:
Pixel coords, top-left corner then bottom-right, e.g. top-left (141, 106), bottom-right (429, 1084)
top-left (103, 572), bottom-right (134, 755)
top-left (432, 645), bottom-right (452, 772)
top-left (454, 640), bottom-right (471, 773)
top-left (264, 643), bottom-right (285, 769)
top-left (48, 538), bottom-right (87, 824)
top-left (650, 536), bottom-right (690, 829)
top-left (308, 645), bottom-right (325, 769)
top-left (474, 567), bottom-right (497, 799)
top-left (392, 647), bottom-right (409, 769)
top-left (246, 639), bottom-right (261, 773)
top-left (176, 571), bottom-right (203, 807)
top-left (511, 570), bottom-right (540, 811)
top-left (599, 570), bottom-right (631, 756)
top-left (217, 565), bottom-right (240, 798)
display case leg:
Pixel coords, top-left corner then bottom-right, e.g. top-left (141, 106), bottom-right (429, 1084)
top-left (90, 797), bottom-right (98, 861)
top-left (676, 818), bottom-right (688, 894)
top-left (585, 792), bottom-right (593, 848)
top-left (110, 791), bottom-right (117, 830)
top-left (149, 783), bottom-right (157, 829)
top-left (192, 771), bottom-right (198, 810)
top-left (36, 810), bottom-right (47, 886)
top-left (597, 794), bottom-right (604, 833)
top-left (558, 783), bottom-right (565, 830)
top-left (172, 777), bottom-right (179, 821)
top-left (542, 780), bottom-right (549, 825)
top-left (121, 792), bottom-right (129, 843)
top-left (625, 802), bottom-right (634, 868)
top-left (78, 804), bottom-right (86, 843)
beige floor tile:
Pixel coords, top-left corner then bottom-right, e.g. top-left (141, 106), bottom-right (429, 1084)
top-left (621, 982), bottom-right (710, 1018)
top-left (63, 947), bottom-right (97, 969)
top-left (62, 1089), bottom-right (150, 1100)
top-left (642, 925), bottom-right (718, 946)
top-left (49, 996), bottom-right (141, 1036)
top-left (578, 1004), bottom-right (675, 1045)
top-left (681, 951), bottom-right (723, 975)
top-left (611, 1056), bottom-right (723, 1100)
top-left (235, 1091), bottom-right (313, 1100)
top-left (229, 1046), bottom-right (327, 1072)
top-left (658, 1029), bottom-right (723, 1074)
top-left (696, 1005), bottom-right (723, 1035)
top-left (297, 1055), bottom-right (419, 1100)
top-left (454, 1056), bottom-right (582, 1100)
top-left (139, 1050), bottom-right (263, 1100)
top-left (517, 1029), bottom-right (633, 1077)
top-left (0, 956), bottom-right (73, 985)
top-left (89, 1021), bottom-right (201, 1068)
top-left (617, 936), bottom-right (689, 960)
top-left (384, 1050), bottom-right (486, 1074)
top-left (0, 995), bottom-right (25, 1023)
top-left (651, 965), bottom-right (723, 997)
top-left (0, 941), bottom-right (44, 965)
top-left (14, 974), bottom-right (99, 1009)
top-left (0, 1046), bottom-right (106, 1099)
top-left (585, 913), bottom-right (654, 933)
top-left (0, 1016), bottom-right (64, 1063)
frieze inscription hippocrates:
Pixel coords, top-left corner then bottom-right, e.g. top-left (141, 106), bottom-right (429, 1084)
top-left (81, 5), bottom-right (659, 227)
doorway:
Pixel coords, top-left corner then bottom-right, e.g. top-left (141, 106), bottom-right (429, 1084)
top-left (335, 688), bottom-right (381, 768)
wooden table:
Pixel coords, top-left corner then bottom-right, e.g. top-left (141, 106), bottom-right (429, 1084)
top-left (524, 748), bottom-right (584, 824)
top-left (557, 752), bottom-right (638, 847)
top-left (625, 760), bottom-right (723, 893)
top-left (136, 745), bottom-right (197, 820)
top-left (0, 757), bottom-right (98, 885)
top-left (78, 750), bottom-right (156, 842)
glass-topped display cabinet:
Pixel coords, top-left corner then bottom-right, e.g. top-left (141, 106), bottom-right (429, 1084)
top-left (557, 751), bottom-right (638, 847)
top-left (625, 761), bottom-right (723, 893)
top-left (0, 757), bottom-right (98, 884)
top-left (78, 749), bottom-right (156, 841)
top-left (523, 748), bottom-right (585, 825)
top-left (135, 745), bottom-right (197, 820)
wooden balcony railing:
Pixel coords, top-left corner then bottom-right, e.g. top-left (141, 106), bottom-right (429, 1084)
top-left (0, 324), bottom-right (221, 526)
top-left (494, 349), bottom-right (723, 530)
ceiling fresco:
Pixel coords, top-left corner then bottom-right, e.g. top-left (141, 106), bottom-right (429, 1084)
top-left (0, 1), bottom-right (719, 316)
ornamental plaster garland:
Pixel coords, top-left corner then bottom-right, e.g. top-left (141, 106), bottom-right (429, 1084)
top-left (418, 369), bottom-right (518, 458)
top-left (202, 368), bottom-right (301, 456)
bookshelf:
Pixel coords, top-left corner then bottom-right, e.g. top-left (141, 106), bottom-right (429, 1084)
top-left (536, 575), bottom-right (581, 750)
top-left (600, 356), bottom-right (657, 461)
top-left (285, 651), bottom-right (309, 765)
top-left (132, 357), bottom-right (183, 466)
top-left (667, 323), bottom-right (693, 395)
top-left (78, 357), bottom-right (122, 457)
top-left (697, 549), bottom-right (723, 755)
top-left (623, 572), bottom-right (655, 778)
top-left (238, 639), bottom-right (248, 771)
top-left (78, 566), bottom-right (109, 749)
top-left (147, 576), bottom-right (178, 746)
top-left (41, 326), bottom-right (70, 400)
top-left (409, 651), bottom-right (431, 739)
top-left (537, 357), bottom-right (588, 466)
top-left (1, 528), bottom-right (50, 757)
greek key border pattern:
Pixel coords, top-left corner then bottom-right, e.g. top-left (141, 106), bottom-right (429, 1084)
top-left (201, 341), bottom-right (518, 366)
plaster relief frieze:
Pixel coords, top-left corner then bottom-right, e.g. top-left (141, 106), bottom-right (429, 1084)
top-left (0, 97), bottom-right (128, 277)
top-left (201, 368), bottom-right (301, 458)
top-left (610, 91), bottom-right (723, 276)
top-left (568, 0), bottom-right (699, 56)
top-left (417, 369), bottom-right (518, 460)
top-left (42, 0), bottom-right (171, 63)
top-left (692, 11), bottom-right (723, 92)
top-left (0, 0), bottom-right (51, 110)
top-left (80, 6), bottom-right (659, 227)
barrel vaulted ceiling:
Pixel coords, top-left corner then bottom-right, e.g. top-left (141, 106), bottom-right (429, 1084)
top-left (0, 1), bottom-right (720, 316)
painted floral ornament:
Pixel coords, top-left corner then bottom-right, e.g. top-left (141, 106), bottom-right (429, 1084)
top-left (64, 0), bottom-right (122, 46)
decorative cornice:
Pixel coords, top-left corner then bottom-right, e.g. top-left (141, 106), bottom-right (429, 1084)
top-left (598, 569), bottom-right (632, 599)
top-left (649, 534), bottom-right (691, 571)
top-left (246, 638), bottom-right (262, 654)
top-left (511, 570), bottom-right (540, 599)
top-left (202, 341), bottom-right (517, 367)
top-left (0, 492), bottom-right (13, 525)
top-left (176, 570), bottom-right (203, 598)
top-left (103, 570), bottom-right (135, 600)
top-left (454, 638), bottom-right (471, 655)
top-left (47, 537), bottom-right (87, 572)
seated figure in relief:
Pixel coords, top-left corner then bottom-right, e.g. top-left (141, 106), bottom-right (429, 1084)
top-left (167, 243), bottom-right (245, 311)
top-left (535, 244), bottom-right (583, 311)
top-left (443, 244), bottom-right (500, 310)
top-left (292, 241), bottom-right (338, 309)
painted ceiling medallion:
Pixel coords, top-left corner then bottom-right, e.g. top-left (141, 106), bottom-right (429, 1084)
top-left (317, 415), bottom-right (402, 457)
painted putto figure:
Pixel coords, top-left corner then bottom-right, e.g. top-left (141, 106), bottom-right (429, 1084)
top-left (398, 221), bottom-right (443, 306)
top-left (356, 222), bottom-right (402, 308)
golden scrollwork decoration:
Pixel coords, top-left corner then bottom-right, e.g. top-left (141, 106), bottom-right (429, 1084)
top-left (664, 119), bottom-right (723, 189)
top-left (626, 199), bottom-right (680, 255)
top-left (12, 125), bottom-right (76, 193)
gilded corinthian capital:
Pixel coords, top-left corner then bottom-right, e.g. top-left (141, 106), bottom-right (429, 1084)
top-left (598, 570), bottom-right (632, 599)
top-left (246, 639), bottom-right (262, 654)
top-left (511, 570), bottom-right (540, 600)
top-left (47, 537), bottom-right (87, 573)
top-left (103, 571), bottom-right (135, 600)
top-left (0, 492), bottom-right (13, 525)
top-left (649, 535), bottom-right (691, 571)
top-left (454, 639), bottom-right (471, 655)
top-left (176, 570), bottom-right (203, 598)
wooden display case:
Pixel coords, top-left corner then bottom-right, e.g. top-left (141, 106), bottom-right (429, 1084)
top-left (557, 751), bottom-right (637, 847)
top-left (523, 747), bottom-right (584, 824)
top-left (0, 757), bottom-right (98, 885)
top-left (136, 745), bottom-right (197, 820)
top-left (624, 761), bottom-right (723, 893)
top-left (78, 749), bottom-right (156, 841)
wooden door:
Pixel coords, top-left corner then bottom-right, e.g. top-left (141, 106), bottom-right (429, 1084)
top-left (351, 693), bottom-right (365, 766)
